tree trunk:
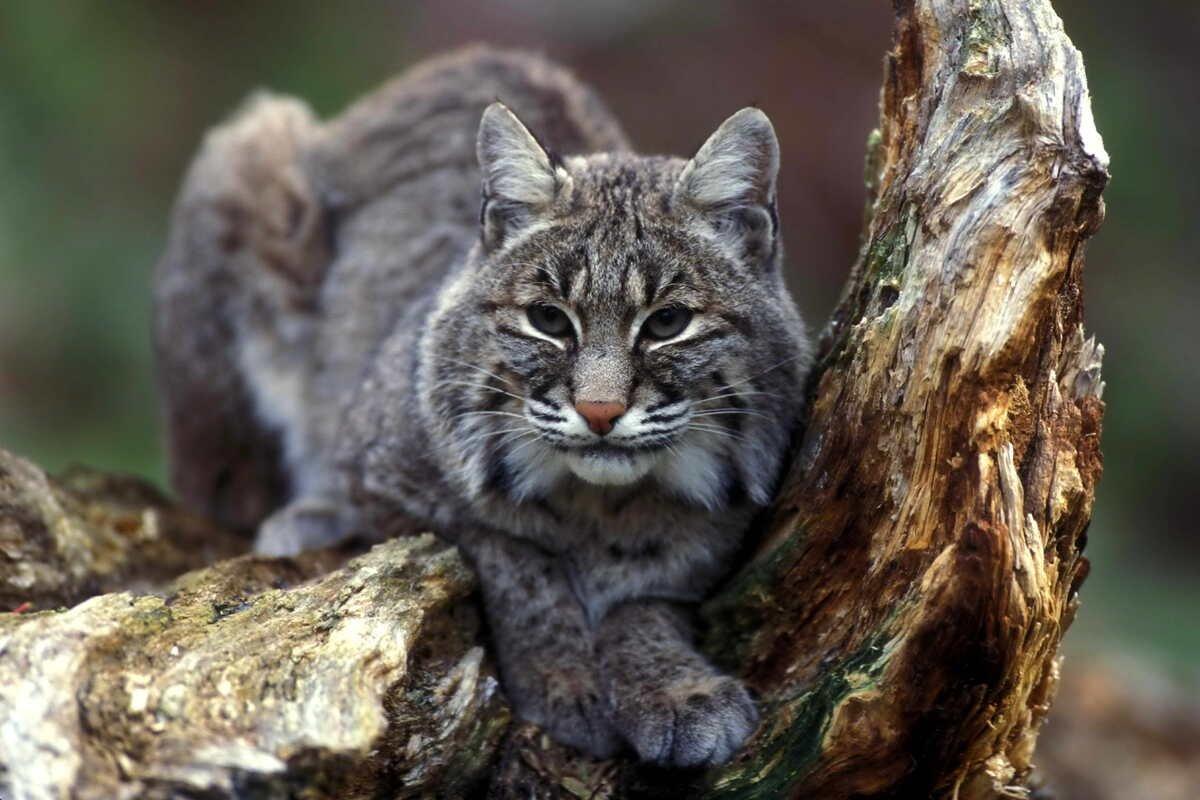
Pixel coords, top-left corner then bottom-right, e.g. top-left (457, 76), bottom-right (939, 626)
top-left (0, 1), bottom-right (1108, 798)
top-left (698, 0), bottom-right (1108, 793)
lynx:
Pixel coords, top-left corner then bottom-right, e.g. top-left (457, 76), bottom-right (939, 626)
top-left (155, 47), bottom-right (810, 766)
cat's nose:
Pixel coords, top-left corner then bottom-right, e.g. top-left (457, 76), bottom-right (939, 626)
top-left (574, 401), bottom-right (627, 436)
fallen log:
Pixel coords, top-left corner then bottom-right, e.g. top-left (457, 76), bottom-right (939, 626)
top-left (0, 448), bottom-right (244, 612)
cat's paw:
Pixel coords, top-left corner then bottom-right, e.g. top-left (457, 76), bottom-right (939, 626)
top-left (614, 673), bottom-right (758, 767)
top-left (254, 499), bottom-right (350, 556)
top-left (512, 663), bottom-right (622, 759)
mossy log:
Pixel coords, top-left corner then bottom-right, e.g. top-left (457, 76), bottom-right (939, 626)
top-left (0, 510), bottom-right (501, 798)
top-left (0, 0), bottom-right (1108, 797)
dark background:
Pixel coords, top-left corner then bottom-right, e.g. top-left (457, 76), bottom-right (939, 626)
top-left (1, 2), bottom-right (1196, 677)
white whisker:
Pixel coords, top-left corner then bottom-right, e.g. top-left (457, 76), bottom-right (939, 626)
top-left (458, 426), bottom-right (534, 448)
top-left (506, 433), bottom-right (547, 459)
top-left (443, 380), bottom-right (525, 403)
top-left (687, 422), bottom-right (749, 444)
top-left (690, 408), bottom-right (772, 421)
top-left (717, 354), bottom-right (807, 393)
top-left (435, 356), bottom-right (515, 387)
top-left (694, 389), bottom-right (782, 406)
top-left (452, 410), bottom-right (529, 422)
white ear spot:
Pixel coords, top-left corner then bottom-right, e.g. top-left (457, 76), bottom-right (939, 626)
top-left (675, 107), bottom-right (780, 210)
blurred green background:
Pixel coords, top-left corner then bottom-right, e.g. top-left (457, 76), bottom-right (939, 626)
top-left (1, 2), bottom-right (1196, 672)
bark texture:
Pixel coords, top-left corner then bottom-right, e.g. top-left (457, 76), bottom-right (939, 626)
top-left (697, 0), bottom-right (1108, 795)
top-left (0, 448), bottom-right (244, 612)
top-left (0, 462), bottom-right (503, 798)
top-left (0, 0), bottom-right (1109, 798)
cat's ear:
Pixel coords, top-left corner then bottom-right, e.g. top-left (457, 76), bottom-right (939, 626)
top-left (476, 102), bottom-right (569, 250)
top-left (674, 107), bottom-right (780, 266)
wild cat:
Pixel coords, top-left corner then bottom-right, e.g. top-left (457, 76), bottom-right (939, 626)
top-left (154, 47), bottom-right (810, 766)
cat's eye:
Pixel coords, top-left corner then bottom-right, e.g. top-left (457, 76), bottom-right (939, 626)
top-left (527, 304), bottom-right (573, 338)
top-left (642, 306), bottom-right (693, 341)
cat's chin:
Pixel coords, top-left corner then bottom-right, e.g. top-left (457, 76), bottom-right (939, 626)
top-left (564, 449), bottom-right (658, 486)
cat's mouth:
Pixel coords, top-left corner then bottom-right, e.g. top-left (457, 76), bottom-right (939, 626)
top-left (578, 440), bottom-right (666, 456)
top-left (579, 443), bottom-right (634, 456)
top-left (561, 444), bottom-right (661, 486)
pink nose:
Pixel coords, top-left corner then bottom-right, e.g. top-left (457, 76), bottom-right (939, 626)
top-left (574, 401), bottom-right (627, 436)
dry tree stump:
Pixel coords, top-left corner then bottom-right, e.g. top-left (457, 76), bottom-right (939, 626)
top-left (0, 0), bottom-right (1107, 798)
top-left (697, 0), bottom-right (1107, 795)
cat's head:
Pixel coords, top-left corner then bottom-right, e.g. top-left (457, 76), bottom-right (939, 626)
top-left (424, 103), bottom-right (810, 510)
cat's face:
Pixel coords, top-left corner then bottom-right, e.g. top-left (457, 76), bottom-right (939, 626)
top-left (426, 105), bottom-right (809, 510)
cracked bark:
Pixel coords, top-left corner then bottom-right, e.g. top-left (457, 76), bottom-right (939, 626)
top-left (0, 0), bottom-right (1107, 797)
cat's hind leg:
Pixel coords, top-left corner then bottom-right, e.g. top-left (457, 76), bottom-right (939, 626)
top-left (154, 92), bottom-right (331, 536)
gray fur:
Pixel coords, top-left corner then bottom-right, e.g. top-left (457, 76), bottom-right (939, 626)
top-left (154, 47), bottom-right (811, 766)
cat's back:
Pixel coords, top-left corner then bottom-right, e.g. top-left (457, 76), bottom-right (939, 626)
top-left (312, 46), bottom-right (630, 307)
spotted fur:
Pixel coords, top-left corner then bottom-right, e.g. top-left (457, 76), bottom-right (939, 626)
top-left (155, 47), bottom-right (811, 767)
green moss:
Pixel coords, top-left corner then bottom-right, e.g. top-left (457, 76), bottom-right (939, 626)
top-left (815, 202), bottom-right (916, 375)
top-left (441, 701), bottom-right (512, 795)
top-left (961, 0), bottom-right (1012, 77)
top-left (702, 633), bottom-right (893, 799)
top-left (128, 598), bottom-right (173, 633)
top-left (864, 209), bottom-right (913, 286)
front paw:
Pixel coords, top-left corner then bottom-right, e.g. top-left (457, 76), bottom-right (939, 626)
top-left (508, 664), bottom-right (621, 760)
top-left (614, 673), bottom-right (758, 767)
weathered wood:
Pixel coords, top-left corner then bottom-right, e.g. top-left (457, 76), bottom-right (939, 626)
top-left (0, 448), bottom-right (245, 612)
top-left (699, 0), bottom-right (1107, 795)
top-left (0, 525), bottom-right (505, 798)
top-left (0, 0), bottom-right (1109, 797)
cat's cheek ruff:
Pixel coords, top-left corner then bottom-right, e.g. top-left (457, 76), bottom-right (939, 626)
top-left (651, 437), bottom-right (727, 511)
top-left (501, 438), bottom-right (568, 501)
top-left (736, 428), bottom-right (787, 507)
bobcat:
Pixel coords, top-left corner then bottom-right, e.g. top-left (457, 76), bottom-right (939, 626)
top-left (155, 46), bottom-right (810, 767)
